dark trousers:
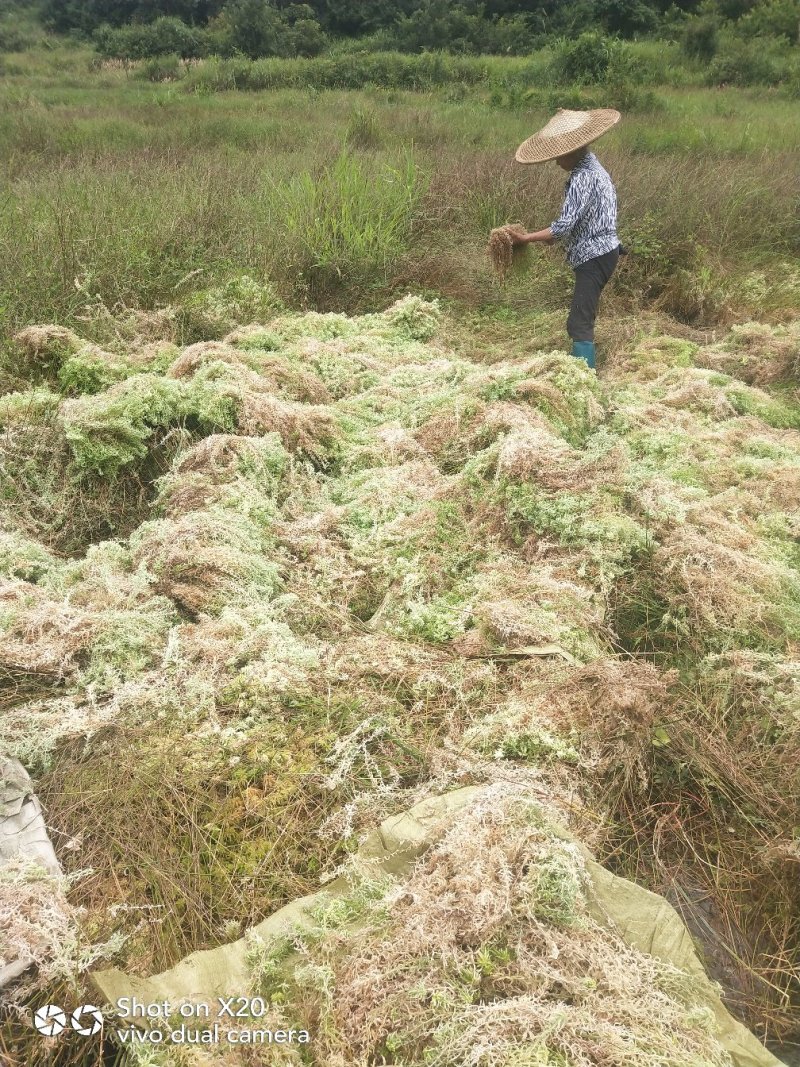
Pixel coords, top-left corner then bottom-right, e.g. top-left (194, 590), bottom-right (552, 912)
top-left (567, 246), bottom-right (620, 343)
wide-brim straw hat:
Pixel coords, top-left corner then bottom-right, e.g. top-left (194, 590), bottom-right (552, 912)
top-left (515, 108), bottom-right (621, 165)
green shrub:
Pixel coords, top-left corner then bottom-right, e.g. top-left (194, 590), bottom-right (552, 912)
top-left (550, 32), bottom-right (644, 86)
top-left (285, 16), bottom-right (327, 57)
top-left (0, 18), bottom-right (35, 51)
top-left (390, 1), bottom-right (535, 56)
top-left (594, 0), bottom-right (659, 37)
top-left (94, 17), bottom-right (208, 60)
top-left (551, 32), bottom-right (614, 84)
top-left (481, 13), bottom-right (537, 55)
top-left (206, 0), bottom-right (326, 59)
top-left (681, 15), bottom-right (720, 60)
top-left (706, 33), bottom-right (790, 85)
top-left (738, 0), bottom-right (800, 42)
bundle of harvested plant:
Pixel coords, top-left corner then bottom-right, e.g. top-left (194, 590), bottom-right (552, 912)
top-left (60, 373), bottom-right (237, 476)
top-left (157, 433), bottom-right (292, 518)
top-left (696, 321), bottom-right (800, 387)
top-left (131, 510), bottom-right (282, 616)
top-left (167, 341), bottom-right (249, 380)
top-left (495, 425), bottom-right (583, 487)
top-left (550, 658), bottom-right (674, 794)
top-left (0, 693), bottom-right (122, 773)
top-left (0, 580), bottom-right (94, 679)
top-left (486, 223), bottom-right (528, 280)
top-left (12, 325), bottom-right (82, 376)
top-left (0, 860), bottom-right (77, 995)
top-left (0, 560), bottom-right (176, 691)
top-left (237, 392), bottom-right (337, 462)
top-left (653, 523), bottom-right (800, 649)
top-left (0, 531), bottom-right (59, 584)
top-left (173, 433), bottom-right (276, 476)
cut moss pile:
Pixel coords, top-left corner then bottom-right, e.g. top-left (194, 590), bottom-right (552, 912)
top-left (1, 298), bottom-right (799, 1062)
top-left (250, 786), bottom-right (740, 1067)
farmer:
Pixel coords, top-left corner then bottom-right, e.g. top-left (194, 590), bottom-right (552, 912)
top-left (511, 108), bottom-right (623, 370)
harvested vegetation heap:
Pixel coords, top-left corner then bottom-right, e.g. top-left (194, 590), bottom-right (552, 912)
top-left (1, 296), bottom-right (799, 1065)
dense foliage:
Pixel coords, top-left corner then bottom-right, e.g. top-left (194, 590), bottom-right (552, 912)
top-left (33, 0), bottom-right (800, 59)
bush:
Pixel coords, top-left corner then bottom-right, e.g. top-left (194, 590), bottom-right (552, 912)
top-left (681, 15), bottom-right (720, 60)
top-left (481, 13), bottom-right (537, 55)
top-left (550, 31), bottom-right (644, 86)
top-left (594, 0), bottom-right (660, 37)
top-left (208, 0), bottom-right (327, 59)
top-left (0, 19), bottom-right (35, 51)
top-left (738, 0), bottom-right (800, 41)
top-left (138, 53), bottom-right (184, 81)
top-left (706, 33), bottom-right (790, 84)
top-left (285, 16), bottom-right (327, 56)
top-left (390, 0), bottom-right (535, 55)
top-left (212, 0), bottom-right (286, 58)
top-left (94, 17), bottom-right (208, 60)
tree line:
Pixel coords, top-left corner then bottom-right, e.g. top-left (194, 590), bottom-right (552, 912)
top-left (38, 0), bottom-right (800, 59)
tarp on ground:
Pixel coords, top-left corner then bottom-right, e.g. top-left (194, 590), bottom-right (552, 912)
top-left (93, 786), bottom-right (784, 1067)
top-left (0, 756), bottom-right (63, 990)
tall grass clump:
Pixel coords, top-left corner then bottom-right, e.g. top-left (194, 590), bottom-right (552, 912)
top-left (267, 151), bottom-right (424, 299)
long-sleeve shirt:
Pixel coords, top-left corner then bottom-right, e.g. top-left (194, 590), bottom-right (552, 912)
top-left (550, 152), bottom-right (619, 268)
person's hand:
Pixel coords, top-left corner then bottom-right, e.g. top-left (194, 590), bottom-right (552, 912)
top-left (504, 226), bottom-right (528, 246)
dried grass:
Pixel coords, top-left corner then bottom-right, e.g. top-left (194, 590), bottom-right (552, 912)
top-left (653, 523), bottom-right (797, 643)
top-left (13, 324), bottom-right (81, 363)
top-left (601, 651), bottom-right (800, 1039)
top-left (157, 432), bottom-right (294, 517)
top-left (486, 224), bottom-right (527, 281)
top-left (167, 341), bottom-right (248, 379)
top-left (696, 321), bottom-right (800, 386)
top-left (496, 424), bottom-right (588, 489)
top-left (0, 580), bottom-right (93, 679)
top-left (131, 510), bottom-right (281, 616)
top-left (236, 392), bottom-right (336, 461)
top-left (0, 861), bottom-right (76, 991)
top-left (550, 659), bottom-right (674, 795)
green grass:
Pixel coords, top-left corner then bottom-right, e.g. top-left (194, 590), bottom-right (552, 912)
top-left (0, 42), bottom-right (798, 345)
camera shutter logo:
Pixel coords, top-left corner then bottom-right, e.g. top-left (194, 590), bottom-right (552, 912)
top-left (33, 1004), bottom-right (104, 1037)
top-left (33, 1005), bottom-right (67, 1036)
top-left (71, 1005), bottom-right (104, 1036)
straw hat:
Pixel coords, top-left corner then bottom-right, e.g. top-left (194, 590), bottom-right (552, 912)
top-left (515, 108), bottom-right (621, 165)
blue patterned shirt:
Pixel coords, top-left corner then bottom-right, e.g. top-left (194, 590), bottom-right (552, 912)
top-left (550, 152), bottom-right (619, 268)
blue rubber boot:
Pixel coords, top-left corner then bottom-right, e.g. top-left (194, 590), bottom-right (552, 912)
top-left (572, 340), bottom-right (596, 369)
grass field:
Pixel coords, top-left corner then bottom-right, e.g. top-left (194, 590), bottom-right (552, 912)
top-left (1, 42), bottom-right (799, 355)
